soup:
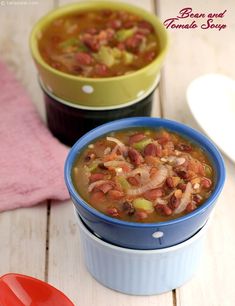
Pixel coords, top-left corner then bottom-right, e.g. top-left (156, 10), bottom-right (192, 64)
top-left (72, 129), bottom-right (214, 223)
top-left (38, 9), bottom-right (159, 78)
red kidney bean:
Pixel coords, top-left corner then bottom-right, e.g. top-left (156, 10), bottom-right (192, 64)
top-left (136, 211), bottom-right (148, 220)
top-left (193, 194), bottom-right (202, 204)
top-left (107, 207), bottom-right (119, 217)
top-left (123, 20), bottom-right (136, 29)
top-left (73, 66), bottom-right (83, 74)
top-left (201, 178), bottom-right (212, 188)
top-left (176, 143), bottom-right (192, 152)
top-left (89, 173), bottom-right (106, 183)
top-left (127, 176), bottom-right (140, 186)
top-left (108, 190), bottom-right (124, 200)
top-left (94, 64), bottom-right (109, 77)
top-left (176, 170), bottom-right (189, 180)
top-left (155, 204), bottom-right (172, 216)
top-left (185, 202), bottom-right (196, 213)
top-left (129, 133), bottom-right (146, 145)
top-left (138, 20), bottom-right (154, 34)
top-left (97, 29), bottom-right (113, 43)
top-left (84, 27), bottom-right (98, 35)
top-left (82, 34), bottom-right (99, 52)
top-left (122, 201), bottom-right (135, 216)
top-left (97, 183), bottom-right (114, 194)
top-left (128, 148), bottom-right (144, 166)
top-left (166, 177), bottom-right (174, 188)
top-left (117, 42), bottom-right (125, 50)
top-left (143, 188), bottom-right (163, 201)
top-left (144, 50), bottom-right (156, 62)
top-left (144, 143), bottom-right (157, 156)
top-left (155, 144), bottom-right (162, 157)
top-left (90, 191), bottom-right (105, 203)
top-left (156, 131), bottom-right (171, 145)
top-left (168, 195), bottom-right (180, 210)
top-left (125, 35), bottom-right (143, 53)
top-left (108, 19), bottom-right (122, 29)
top-left (178, 183), bottom-right (187, 192)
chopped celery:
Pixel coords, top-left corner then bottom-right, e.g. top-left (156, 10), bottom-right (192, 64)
top-left (77, 42), bottom-right (89, 52)
top-left (205, 165), bottom-right (212, 177)
top-left (133, 198), bottom-right (154, 212)
top-left (87, 161), bottom-right (99, 172)
top-left (96, 46), bottom-right (115, 67)
top-left (112, 47), bottom-right (122, 58)
top-left (59, 38), bottom-right (79, 49)
top-left (116, 27), bottom-right (136, 42)
top-left (95, 46), bottom-right (122, 67)
top-left (123, 51), bottom-right (134, 64)
top-left (117, 176), bottom-right (130, 191)
top-left (60, 38), bottom-right (88, 52)
top-left (133, 138), bottom-right (152, 151)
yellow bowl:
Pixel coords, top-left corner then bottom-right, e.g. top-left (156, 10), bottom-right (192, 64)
top-left (30, 1), bottom-right (169, 107)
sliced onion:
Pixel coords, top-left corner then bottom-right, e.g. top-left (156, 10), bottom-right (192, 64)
top-left (155, 198), bottom-right (167, 205)
top-left (164, 155), bottom-right (186, 166)
top-left (106, 137), bottom-right (125, 147)
top-left (106, 137), bottom-right (128, 156)
top-left (124, 167), bottom-right (150, 183)
top-left (104, 160), bottom-right (132, 169)
top-left (88, 180), bottom-right (108, 192)
top-left (127, 165), bottom-right (168, 196)
top-left (104, 147), bottom-right (112, 155)
top-left (174, 182), bottom-right (192, 214)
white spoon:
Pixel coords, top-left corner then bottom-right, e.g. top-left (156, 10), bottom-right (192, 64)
top-left (186, 73), bottom-right (235, 163)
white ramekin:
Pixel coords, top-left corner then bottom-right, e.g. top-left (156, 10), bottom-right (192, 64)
top-left (76, 215), bottom-right (209, 295)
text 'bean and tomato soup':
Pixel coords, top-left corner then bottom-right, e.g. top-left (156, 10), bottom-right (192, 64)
top-left (38, 9), bottom-right (159, 77)
top-left (72, 129), bottom-right (214, 223)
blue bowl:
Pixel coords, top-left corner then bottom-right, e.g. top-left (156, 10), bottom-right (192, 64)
top-left (64, 117), bottom-right (226, 249)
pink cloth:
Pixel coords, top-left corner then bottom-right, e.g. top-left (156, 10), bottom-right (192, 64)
top-left (0, 61), bottom-right (69, 212)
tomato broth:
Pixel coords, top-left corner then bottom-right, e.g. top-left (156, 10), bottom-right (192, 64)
top-left (38, 9), bottom-right (159, 78)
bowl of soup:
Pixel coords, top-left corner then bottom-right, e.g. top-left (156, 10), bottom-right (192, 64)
top-left (64, 117), bottom-right (225, 249)
top-left (30, 2), bottom-right (168, 107)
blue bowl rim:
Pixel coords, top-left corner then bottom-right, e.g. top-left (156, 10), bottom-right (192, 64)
top-left (64, 117), bottom-right (226, 229)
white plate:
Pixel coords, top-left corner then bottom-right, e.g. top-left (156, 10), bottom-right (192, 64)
top-left (187, 74), bottom-right (235, 163)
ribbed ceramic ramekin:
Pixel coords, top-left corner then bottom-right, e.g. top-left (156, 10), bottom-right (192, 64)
top-left (76, 214), bottom-right (209, 295)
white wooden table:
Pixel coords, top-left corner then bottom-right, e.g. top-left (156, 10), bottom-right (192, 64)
top-left (0, 1), bottom-right (235, 305)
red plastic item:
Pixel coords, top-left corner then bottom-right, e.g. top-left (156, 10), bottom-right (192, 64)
top-left (0, 273), bottom-right (75, 306)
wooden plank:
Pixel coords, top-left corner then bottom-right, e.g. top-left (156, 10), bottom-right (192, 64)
top-left (0, 0), bottom-right (54, 280)
top-left (0, 204), bottom-right (48, 279)
top-left (48, 1), bottom-right (172, 305)
top-left (156, 0), bottom-right (235, 305)
top-left (0, 0), bottom-right (54, 118)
